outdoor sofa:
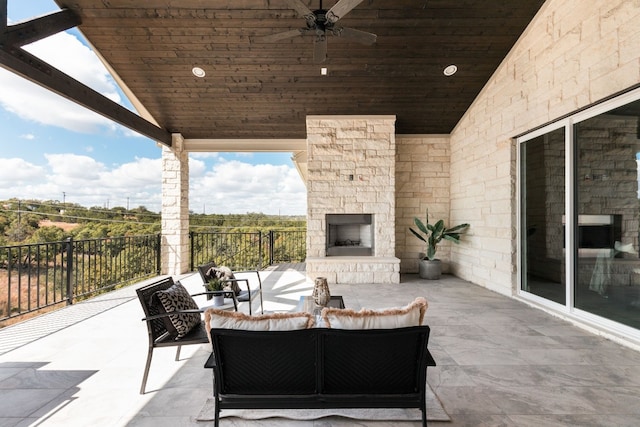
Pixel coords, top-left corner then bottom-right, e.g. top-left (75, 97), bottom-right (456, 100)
top-left (204, 297), bottom-right (436, 426)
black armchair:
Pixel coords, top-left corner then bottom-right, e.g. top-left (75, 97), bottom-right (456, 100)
top-left (135, 276), bottom-right (236, 394)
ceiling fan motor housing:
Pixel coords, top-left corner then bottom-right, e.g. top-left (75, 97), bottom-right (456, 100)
top-left (312, 9), bottom-right (330, 34)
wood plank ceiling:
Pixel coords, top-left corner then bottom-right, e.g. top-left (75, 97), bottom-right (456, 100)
top-left (52, 0), bottom-right (547, 140)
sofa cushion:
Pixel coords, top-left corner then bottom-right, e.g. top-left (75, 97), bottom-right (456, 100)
top-left (321, 297), bottom-right (428, 329)
top-left (153, 281), bottom-right (201, 338)
top-left (205, 309), bottom-right (315, 335)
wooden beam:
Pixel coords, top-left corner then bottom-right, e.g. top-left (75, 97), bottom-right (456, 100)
top-left (0, 0), bottom-right (6, 32)
top-left (0, 46), bottom-right (172, 145)
top-left (0, 9), bottom-right (81, 47)
top-left (184, 138), bottom-right (306, 152)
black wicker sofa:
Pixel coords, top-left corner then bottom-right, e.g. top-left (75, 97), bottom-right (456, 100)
top-left (205, 325), bottom-right (436, 426)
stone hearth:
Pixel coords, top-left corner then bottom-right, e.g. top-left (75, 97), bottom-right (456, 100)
top-left (305, 116), bottom-right (400, 284)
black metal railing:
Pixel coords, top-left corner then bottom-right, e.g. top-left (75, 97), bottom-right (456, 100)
top-left (0, 230), bottom-right (306, 323)
top-left (189, 229), bottom-right (306, 270)
top-left (267, 229), bottom-right (306, 264)
top-left (0, 235), bottom-right (161, 321)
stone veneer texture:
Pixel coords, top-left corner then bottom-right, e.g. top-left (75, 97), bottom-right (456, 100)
top-left (161, 136), bottom-right (190, 276)
top-left (395, 135), bottom-right (452, 273)
top-left (306, 116), bottom-right (399, 283)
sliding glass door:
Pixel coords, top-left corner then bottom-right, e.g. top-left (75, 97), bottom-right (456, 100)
top-left (519, 91), bottom-right (640, 332)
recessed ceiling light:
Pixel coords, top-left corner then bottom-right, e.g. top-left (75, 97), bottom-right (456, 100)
top-left (321, 67), bottom-right (328, 76)
top-left (443, 64), bottom-right (457, 76)
top-left (192, 66), bottom-right (206, 78)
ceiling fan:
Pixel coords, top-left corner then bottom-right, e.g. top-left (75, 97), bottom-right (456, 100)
top-left (255, 0), bottom-right (377, 63)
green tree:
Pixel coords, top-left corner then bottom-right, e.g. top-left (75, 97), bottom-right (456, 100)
top-left (29, 226), bottom-right (67, 243)
top-left (6, 221), bottom-right (34, 242)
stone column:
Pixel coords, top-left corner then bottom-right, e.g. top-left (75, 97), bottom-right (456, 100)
top-left (161, 134), bottom-right (190, 275)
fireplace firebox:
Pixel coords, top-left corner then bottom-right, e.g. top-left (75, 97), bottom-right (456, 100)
top-left (326, 214), bottom-right (374, 256)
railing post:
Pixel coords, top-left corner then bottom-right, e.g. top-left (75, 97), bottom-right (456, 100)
top-left (258, 231), bottom-right (263, 269)
top-left (156, 233), bottom-right (162, 275)
top-left (189, 231), bottom-right (194, 271)
top-left (268, 230), bottom-right (274, 266)
top-left (65, 237), bottom-right (73, 306)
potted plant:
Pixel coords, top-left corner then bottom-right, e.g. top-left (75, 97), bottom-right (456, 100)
top-left (206, 278), bottom-right (225, 306)
top-left (409, 210), bottom-right (469, 279)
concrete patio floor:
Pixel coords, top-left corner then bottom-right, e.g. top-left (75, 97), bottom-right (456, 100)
top-left (1, 264), bottom-right (640, 426)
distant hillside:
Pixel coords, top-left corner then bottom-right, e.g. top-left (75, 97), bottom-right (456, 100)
top-left (0, 198), bottom-right (305, 245)
top-left (38, 220), bottom-right (80, 232)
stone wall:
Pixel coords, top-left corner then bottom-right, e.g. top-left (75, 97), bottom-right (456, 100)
top-left (306, 116), bottom-right (400, 284)
top-left (395, 135), bottom-right (452, 273)
top-left (449, 0), bottom-right (640, 295)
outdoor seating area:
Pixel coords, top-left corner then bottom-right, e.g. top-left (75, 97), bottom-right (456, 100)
top-left (1, 264), bottom-right (640, 426)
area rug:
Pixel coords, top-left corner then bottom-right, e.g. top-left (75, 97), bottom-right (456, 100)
top-left (196, 383), bottom-right (450, 422)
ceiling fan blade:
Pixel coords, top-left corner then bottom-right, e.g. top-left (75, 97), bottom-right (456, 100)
top-left (333, 27), bottom-right (377, 45)
top-left (284, 0), bottom-right (317, 26)
top-left (253, 28), bottom-right (305, 43)
top-left (326, 0), bottom-right (365, 24)
top-left (314, 35), bottom-right (327, 63)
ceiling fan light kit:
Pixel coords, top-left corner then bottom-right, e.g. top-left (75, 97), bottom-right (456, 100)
top-left (257, 0), bottom-right (377, 63)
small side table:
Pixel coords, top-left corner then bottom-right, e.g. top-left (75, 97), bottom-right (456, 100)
top-left (296, 296), bottom-right (345, 327)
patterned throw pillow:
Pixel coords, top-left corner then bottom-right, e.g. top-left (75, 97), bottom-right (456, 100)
top-left (154, 282), bottom-right (201, 338)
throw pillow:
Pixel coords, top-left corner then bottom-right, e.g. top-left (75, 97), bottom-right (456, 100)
top-left (205, 266), bottom-right (241, 295)
top-left (321, 297), bottom-right (428, 329)
top-left (153, 281), bottom-right (201, 339)
top-left (205, 309), bottom-right (315, 338)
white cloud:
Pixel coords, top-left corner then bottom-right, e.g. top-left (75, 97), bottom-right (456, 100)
top-left (105, 157), bottom-right (162, 187)
top-left (0, 154), bottom-right (306, 215)
top-left (190, 159), bottom-right (307, 215)
top-left (189, 157), bottom-right (207, 177)
top-left (0, 31), bottom-right (124, 134)
top-left (0, 158), bottom-right (46, 183)
top-left (45, 153), bottom-right (106, 180)
top-left (20, 134), bottom-right (35, 140)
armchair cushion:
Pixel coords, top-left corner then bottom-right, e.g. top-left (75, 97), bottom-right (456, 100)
top-left (153, 281), bottom-right (201, 338)
top-left (321, 297), bottom-right (428, 329)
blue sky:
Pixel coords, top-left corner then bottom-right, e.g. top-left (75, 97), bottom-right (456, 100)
top-left (0, 1), bottom-right (307, 215)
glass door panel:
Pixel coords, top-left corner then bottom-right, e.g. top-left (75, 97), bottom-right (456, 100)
top-left (574, 103), bottom-right (640, 329)
top-left (520, 127), bottom-right (566, 305)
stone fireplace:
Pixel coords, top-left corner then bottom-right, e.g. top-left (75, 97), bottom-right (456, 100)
top-left (306, 116), bottom-right (400, 284)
